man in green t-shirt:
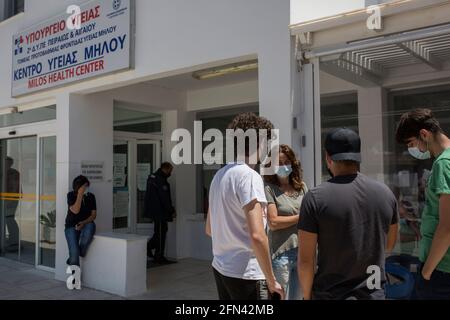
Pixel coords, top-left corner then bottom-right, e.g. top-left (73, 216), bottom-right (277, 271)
top-left (396, 108), bottom-right (450, 300)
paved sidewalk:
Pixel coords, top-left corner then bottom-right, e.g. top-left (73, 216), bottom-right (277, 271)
top-left (0, 257), bottom-right (217, 300)
top-left (0, 258), bottom-right (122, 300)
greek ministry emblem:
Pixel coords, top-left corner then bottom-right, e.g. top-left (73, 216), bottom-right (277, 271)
top-left (14, 36), bottom-right (24, 55)
top-left (113, 0), bottom-right (122, 11)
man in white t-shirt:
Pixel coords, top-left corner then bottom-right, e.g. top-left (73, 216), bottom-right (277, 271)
top-left (206, 113), bottom-right (284, 300)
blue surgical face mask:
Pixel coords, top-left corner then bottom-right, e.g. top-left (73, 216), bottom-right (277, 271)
top-left (276, 165), bottom-right (292, 178)
top-left (84, 187), bottom-right (89, 195)
top-left (408, 147), bottom-right (431, 160)
top-left (408, 138), bottom-right (431, 160)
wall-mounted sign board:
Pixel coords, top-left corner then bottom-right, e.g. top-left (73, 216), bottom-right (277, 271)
top-left (12, 0), bottom-right (135, 97)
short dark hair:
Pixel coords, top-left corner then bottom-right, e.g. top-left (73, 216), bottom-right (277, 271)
top-left (73, 175), bottom-right (90, 192)
top-left (227, 112), bottom-right (274, 157)
top-left (161, 162), bottom-right (173, 171)
top-left (396, 108), bottom-right (443, 144)
top-left (335, 159), bottom-right (361, 168)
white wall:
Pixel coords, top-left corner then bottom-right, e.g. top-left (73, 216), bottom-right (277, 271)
top-left (55, 92), bottom-right (114, 281)
top-left (1, 0), bottom-right (293, 142)
top-left (291, 0), bottom-right (365, 24)
top-left (187, 81), bottom-right (258, 112)
top-left (0, 0), bottom-right (294, 275)
top-left (290, 0), bottom-right (395, 24)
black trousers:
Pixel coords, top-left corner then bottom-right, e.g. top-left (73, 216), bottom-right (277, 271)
top-left (149, 220), bottom-right (168, 257)
top-left (415, 264), bottom-right (450, 300)
top-left (213, 268), bottom-right (269, 300)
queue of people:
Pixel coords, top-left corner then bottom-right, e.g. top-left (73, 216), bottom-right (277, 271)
top-left (206, 108), bottom-right (450, 300)
top-left (61, 108), bottom-right (449, 301)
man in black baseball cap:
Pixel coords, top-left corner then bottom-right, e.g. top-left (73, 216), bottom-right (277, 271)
top-left (325, 127), bottom-right (362, 163)
top-left (297, 127), bottom-right (399, 300)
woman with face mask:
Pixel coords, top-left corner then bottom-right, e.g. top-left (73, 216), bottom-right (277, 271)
top-left (264, 144), bottom-right (308, 300)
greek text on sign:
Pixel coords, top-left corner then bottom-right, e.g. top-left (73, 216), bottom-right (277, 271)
top-left (12, 0), bottom-right (134, 97)
top-left (81, 161), bottom-right (105, 182)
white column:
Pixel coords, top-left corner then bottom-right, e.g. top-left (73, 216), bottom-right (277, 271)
top-left (162, 109), bottom-right (180, 259)
top-left (55, 92), bottom-right (114, 281)
top-left (258, 1), bottom-right (293, 147)
top-left (172, 109), bottom-right (199, 259)
top-left (297, 62), bottom-right (320, 189)
top-left (358, 87), bottom-right (386, 182)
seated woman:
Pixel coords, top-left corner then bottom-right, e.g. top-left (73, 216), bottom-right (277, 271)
top-left (65, 175), bottom-right (97, 266)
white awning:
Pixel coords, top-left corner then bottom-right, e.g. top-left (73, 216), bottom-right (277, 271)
top-left (290, 0), bottom-right (450, 87)
top-left (317, 24), bottom-right (450, 87)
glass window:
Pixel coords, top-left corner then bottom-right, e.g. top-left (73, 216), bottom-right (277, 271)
top-left (114, 105), bottom-right (162, 134)
top-left (0, 105), bottom-right (56, 128)
top-left (320, 93), bottom-right (359, 182)
top-left (38, 136), bottom-right (56, 268)
top-left (136, 142), bottom-right (159, 224)
top-left (113, 141), bottom-right (129, 230)
top-left (384, 85), bottom-right (450, 257)
top-left (0, 0), bottom-right (24, 22)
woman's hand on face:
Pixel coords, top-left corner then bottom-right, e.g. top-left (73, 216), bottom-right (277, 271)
top-left (78, 185), bottom-right (87, 196)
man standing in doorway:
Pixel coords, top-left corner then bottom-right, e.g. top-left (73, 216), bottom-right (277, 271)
top-left (144, 162), bottom-right (175, 264)
top-left (298, 128), bottom-right (399, 300)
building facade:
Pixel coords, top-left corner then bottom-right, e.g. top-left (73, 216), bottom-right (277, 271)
top-left (0, 0), bottom-right (449, 292)
top-left (0, 0), bottom-right (294, 284)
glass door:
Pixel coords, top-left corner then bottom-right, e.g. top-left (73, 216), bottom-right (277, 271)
top-left (38, 136), bottom-right (56, 269)
top-left (113, 140), bottom-right (131, 231)
top-left (136, 140), bottom-right (161, 225)
top-left (0, 136), bottom-right (37, 265)
top-left (113, 138), bottom-right (161, 232)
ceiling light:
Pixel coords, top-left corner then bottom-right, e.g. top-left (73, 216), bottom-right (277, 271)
top-left (192, 60), bottom-right (258, 80)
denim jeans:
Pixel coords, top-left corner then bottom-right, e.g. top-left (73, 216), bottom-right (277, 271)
top-left (65, 222), bottom-right (96, 266)
top-left (415, 264), bottom-right (450, 300)
top-left (272, 247), bottom-right (301, 300)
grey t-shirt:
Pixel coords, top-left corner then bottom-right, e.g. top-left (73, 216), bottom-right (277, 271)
top-left (298, 173), bottom-right (399, 300)
top-left (265, 182), bottom-right (307, 259)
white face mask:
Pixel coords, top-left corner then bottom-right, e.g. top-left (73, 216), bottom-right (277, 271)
top-left (408, 147), bottom-right (431, 160)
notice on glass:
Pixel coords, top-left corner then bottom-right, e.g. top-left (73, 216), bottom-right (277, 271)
top-left (113, 191), bottom-right (129, 218)
top-left (113, 153), bottom-right (127, 187)
top-left (114, 165), bottom-right (125, 176)
top-left (137, 163), bottom-right (151, 191)
top-left (114, 174), bottom-right (127, 188)
top-left (114, 154), bottom-right (127, 168)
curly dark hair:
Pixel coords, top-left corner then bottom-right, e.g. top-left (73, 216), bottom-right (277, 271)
top-left (264, 144), bottom-right (305, 192)
top-left (227, 112), bottom-right (274, 159)
top-left (228, 112), bottom-right (274, 133)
